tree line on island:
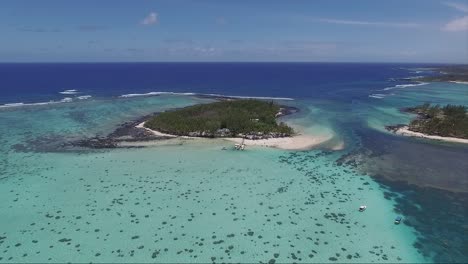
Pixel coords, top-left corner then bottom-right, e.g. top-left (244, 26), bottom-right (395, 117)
top-left (405, 103), bottom-right (468, 139)
top-left (144, 99), bottom-right (295, 139)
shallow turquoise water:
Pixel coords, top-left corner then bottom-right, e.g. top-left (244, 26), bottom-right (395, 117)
top-left (1, 83), bottom-right (467, 262)
top-left (0, 141), bottom-right (424, 263)
top-left (366, 82), bottom-right (468, 133)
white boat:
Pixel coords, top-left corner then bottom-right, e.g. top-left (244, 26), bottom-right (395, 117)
top-left (359, 205), bottom-right (367, 212)
top-left (394, 216), bottom-right (402, 224)
top-left (234, 141), bottom-right (246, 150)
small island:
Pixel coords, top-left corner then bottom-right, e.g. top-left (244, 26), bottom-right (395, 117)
top-left (386, 103), bottom-right (468, 144)
top-left (144, 99), bottom-right (295, 139)
top-left (71, 99), bottom-right (335, 151)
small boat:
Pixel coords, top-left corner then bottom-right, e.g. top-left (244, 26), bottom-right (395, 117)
top-left (394, 216), bottom-right (402, 224)
top-left (234, 142), bottom-right (246, 150)
top-left (358, 205), bottom-right (367, 212)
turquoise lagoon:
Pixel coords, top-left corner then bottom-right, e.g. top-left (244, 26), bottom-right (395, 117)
top-left (0, 82), bottom-right (467, 263)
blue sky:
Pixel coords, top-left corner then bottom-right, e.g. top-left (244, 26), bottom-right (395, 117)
top-left (1, 0), bottom-right (467, 63)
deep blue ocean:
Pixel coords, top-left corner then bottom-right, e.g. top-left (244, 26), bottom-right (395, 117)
top-left (0, 62), bottom-right (435, 104)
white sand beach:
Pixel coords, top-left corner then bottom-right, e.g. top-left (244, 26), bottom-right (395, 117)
top-left (135, 122), bottom-right (333, 150)
top-left (395, 126), bottom-right (468, 144)
top-left (136, 122), bottom-right (177, 137)
top-left (225, 134), bottom-right (332, 150)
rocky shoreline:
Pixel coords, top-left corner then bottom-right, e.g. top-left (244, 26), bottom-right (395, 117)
top-left (384, 124), bottom-right (407, 133)
top-left (69, 113), bottom-right (170, 149)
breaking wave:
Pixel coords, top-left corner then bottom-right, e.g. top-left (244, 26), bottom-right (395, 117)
top-left (119, 91), bottom-right (294, 101)
top-left (1, 90), bottom-right (293, 110)
top-left (119, 92), bottom-right (196, 98)
top-left (59, 89), bottom-right (79, 95)
top-left (0, 97), bottom-right (78, 109)
top-left (382, 82), bottom-right (428, 91)
top-left (369, 94), bottom-right (386, 99)
top-left (77, 95), bottom-right (92, 100)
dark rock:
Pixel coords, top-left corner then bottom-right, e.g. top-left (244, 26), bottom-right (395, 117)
top-left (385, 124), bottom-right (406, 133)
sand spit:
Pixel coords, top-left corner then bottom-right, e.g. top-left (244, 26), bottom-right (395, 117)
top-left (395, 126), bottom-right (468, 144)
top-left (225, 134), bottom-right (332, 150)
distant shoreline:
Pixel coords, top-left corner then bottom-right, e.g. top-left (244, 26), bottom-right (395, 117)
top-left (416, 65), bottom-right (468, 83)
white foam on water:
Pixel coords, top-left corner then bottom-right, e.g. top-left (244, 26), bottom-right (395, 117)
top-left (0, 101), bottom-right (56, 108)
top-left (206, 93), bottom-right (294, 100)
top-left (382, 82), bottom-right (428, 91)
top-left (77, 95), bottom-right (92, 100)
top-left (119, 92), bottom-right (196, 98)
top-left (1, 91), bottom-right (293, 110)
top-left (1, 102), bottom-right (26, 107)
top-left (0, 98), bottom-right (74, 109)
top-left (119, 91), bottom-right (294, 101)
top-left (369, 94), bottom-right (386, 99)
top-left (59, 89), bottom-right (79, 95)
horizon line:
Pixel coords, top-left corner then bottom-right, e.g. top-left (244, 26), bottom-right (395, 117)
top-left (0, 61), bottom-right (465, 65)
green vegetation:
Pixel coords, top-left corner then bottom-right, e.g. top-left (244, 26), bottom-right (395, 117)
top-left (144, 99), bottom-right (294, 137)
top-left (418, 65), bottom-right (468, 82)
top-left (407, 103), bottom-right (468, 139)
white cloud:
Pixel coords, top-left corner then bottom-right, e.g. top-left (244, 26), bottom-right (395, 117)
top-left (141, 12), bottom-right (158, 25)
top-left (318, 18), bottom-right (420, 28)
top-left (442, 15), bottom-right (468, 31)
top-left (444, 2), bottom-right (468, 12)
